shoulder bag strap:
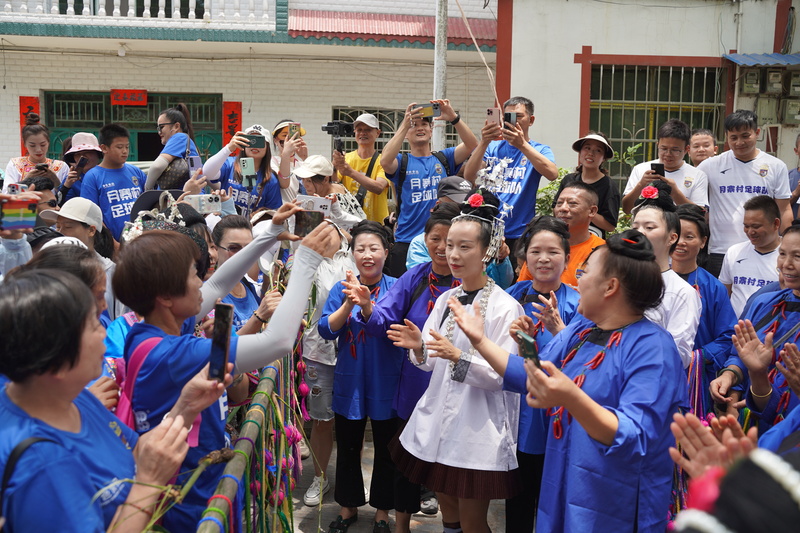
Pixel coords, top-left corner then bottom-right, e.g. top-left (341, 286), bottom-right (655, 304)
top-left (395, 153), bottom-right (409, 213)
top-left (355, 152), bottom-right (380, 206)
top-left (183, 135), bottom-right (191, 160)
top-left (2, 437), bottom-right (57, 513)
top-left (432, 150), bottom-right (451, 176)
top-left (121, 337), bottom-right (162, 406)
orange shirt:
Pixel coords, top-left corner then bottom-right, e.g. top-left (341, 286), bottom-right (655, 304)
top-left (518, 233), bottom-right (606, 287)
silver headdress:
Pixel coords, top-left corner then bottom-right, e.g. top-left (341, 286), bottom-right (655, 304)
top-left (452, 189), bottom-right (509, 263)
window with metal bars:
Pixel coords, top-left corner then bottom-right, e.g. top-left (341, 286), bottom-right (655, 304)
top-left (589, 64), bottom-right (727, 185)
top-left (331, 107), bottom-right (459, 154)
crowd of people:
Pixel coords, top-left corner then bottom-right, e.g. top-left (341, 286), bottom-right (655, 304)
top-left (1, 97), bottom-right (800, 533)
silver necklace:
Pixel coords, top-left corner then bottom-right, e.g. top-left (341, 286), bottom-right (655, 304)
top-left (443, 277), bottom-right (495, 368)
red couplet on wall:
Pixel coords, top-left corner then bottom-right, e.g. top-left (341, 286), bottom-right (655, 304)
top-left (19, 96), bottom-right (40, 156)
top-left (223, 101), bottom-right (243, 149)
top-left (110, 89), bottom-right (148, 106)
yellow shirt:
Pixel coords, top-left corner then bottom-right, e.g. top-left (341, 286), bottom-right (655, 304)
top-left (339, 151), bottom-right (389, 223)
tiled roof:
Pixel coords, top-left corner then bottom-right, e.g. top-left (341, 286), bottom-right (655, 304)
top-left (723, 53), bottom-right (800, 67)
top-left (289, 9), bottom-right (496, 47)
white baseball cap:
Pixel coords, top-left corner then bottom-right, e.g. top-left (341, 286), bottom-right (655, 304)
top-left (40, 197), bottom-right (103, 229)
top-left (293, 155), bottom-right (334, 179)
top-left (40, 236), bottom-right (88, 250)
top-left (353, 113), bottom-right (380, 130)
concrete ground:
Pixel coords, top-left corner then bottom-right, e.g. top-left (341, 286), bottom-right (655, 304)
top-left (291, 441), bottom-right (506, 532)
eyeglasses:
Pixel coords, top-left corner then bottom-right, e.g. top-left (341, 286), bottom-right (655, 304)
top-left (218, 243), bottom-right (244, 254)
top-left (38, 199), bottom-right (57, 208)
top-left (575, 269), bottom-right (586, 280)
top-left (156, 122), bottom-right (176, 132)
top-left (657, 146), bottom-right (685, 156)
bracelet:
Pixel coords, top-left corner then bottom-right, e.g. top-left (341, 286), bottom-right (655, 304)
top-left (252, 311), bottom-right (267, 324)
top-left (125, 502), bottom-right (154, 518)
top-left (750, 384), bottom-right (773, 399)
top-left (716, 367), bottom-right (743, 386)
top-left (449, 113), bottom-right (461, 126)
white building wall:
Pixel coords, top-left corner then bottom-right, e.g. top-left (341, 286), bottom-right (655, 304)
top-left (0, 49), bottom-right (495, 165)
top-left (511, 0), bottom-right (792, 172)
top-left (291, 0), bottom-right (496, 19)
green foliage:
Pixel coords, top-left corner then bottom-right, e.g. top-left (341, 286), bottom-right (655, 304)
top-left (609, 143), bottom-right (643, 173)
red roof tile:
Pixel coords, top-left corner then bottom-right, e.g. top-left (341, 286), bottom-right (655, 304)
top-left (289, 9), bottom-right (496, 47)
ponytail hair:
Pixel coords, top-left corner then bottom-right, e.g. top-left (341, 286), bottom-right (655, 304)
top-left (161, 103), bottom-right (194, 140)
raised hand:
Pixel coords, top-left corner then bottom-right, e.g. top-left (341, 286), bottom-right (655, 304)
top-left (387, 319), bottom-right (423, 351)
top-left (448, 297), bottom-right (485, 347)
top-left (509, 315), bottom-right (535, 339)
top-left (732, 319), bottom-right (773, 375)
top-left (778, 343), bottom-right (800, 397)
top-left (426, 329), bottom-right (461, 362)
top-left (531, 291), bottom-right (565, 336)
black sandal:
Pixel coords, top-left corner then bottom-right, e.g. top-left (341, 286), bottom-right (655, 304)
top-left (328, 514), bottom-right (358, 533)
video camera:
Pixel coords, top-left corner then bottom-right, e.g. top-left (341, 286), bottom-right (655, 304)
top-left (321, 120), bottom-right (354, 153)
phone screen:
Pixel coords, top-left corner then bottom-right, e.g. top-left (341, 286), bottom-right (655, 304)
top-left (503, 112), bottom-right (517, 130)
top-left (209, 303), bottom-right (234, 382)
top-left (515, 330), bottom-right (541, 368)
top-left (651, 163), bottom-right (665, 176)
top-left (0, 200), bottom-right (37, 231)
top-left (294, 210), bottom-right (324, 237)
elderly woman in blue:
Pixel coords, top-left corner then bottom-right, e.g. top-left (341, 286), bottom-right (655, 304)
top-left (724, 224), bottom-right (800, 433)
top-left (504, 215), bottom-right (580, 533)
top-left (318, 220), bottom-right (402, 533)
top-left (450, 229), bottom-right (686, 533)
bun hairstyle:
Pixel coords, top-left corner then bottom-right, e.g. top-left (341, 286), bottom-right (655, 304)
top-left (455, 187), bottom-right (501, 249)
top-left (160, 103), bottom-right (194, 140)
top-left (22, 112), bottom-right (50, 143)
top-left (350, 219), bottom-right (392, 251)
top-left (424, 201), bottom-right (461, 234)
top-left (785, 219), bottom-right (800, 238)
top-left (516, 215), bottom-right (570, 260)
top-left (600, 229), bottom-right (664, 313)
top-left (633, 179), bottom-right (681, 254)
top-left (676, 204), bottom-right (710, 267)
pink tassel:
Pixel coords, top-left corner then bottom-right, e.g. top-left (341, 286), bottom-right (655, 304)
top-left (300, 397), bottom-right (311, 421)
top-left (298, 382), bottom-right (310, 397)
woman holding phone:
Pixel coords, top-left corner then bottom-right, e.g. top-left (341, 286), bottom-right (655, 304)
top-left (203, 124), bottom-right (282, 215)
top-left (112, 206), bottom-right (338, 531)
top-left (3, 113), bottom-right (68, 194)
top-left (448, 229), bottom-right (686, 532)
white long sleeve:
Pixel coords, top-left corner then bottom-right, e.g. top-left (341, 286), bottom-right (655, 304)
top-left (198, 220), bottom-right (283, 318)
top-left (234, 245), bottom-right (323, 372)
top-left (145, 155), bottom-right (170, 191)
top-left (202, 145), bottom-right (233, 183)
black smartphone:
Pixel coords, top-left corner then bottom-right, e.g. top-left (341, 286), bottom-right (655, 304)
top-left (651, 162), bottom-right (665, 177)
top-left (242, 134), bottom-right (266, 149)
top-left (209, 303), bottom-right (234, 382)
top-left (503, 112), bottom-right (517, 130)
top-left (74, 156), bottom-right (89, 175)
top-left (515, 330), bottom-right (541, 368)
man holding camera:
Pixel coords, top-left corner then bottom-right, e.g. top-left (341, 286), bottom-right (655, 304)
top-left (332, 113), bottom-right (390, 224)
top-left (464, 97), bottom-right (558, 254)
top-left (381, 100), bottom-right (478, 276)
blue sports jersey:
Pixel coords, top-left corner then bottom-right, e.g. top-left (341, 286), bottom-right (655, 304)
top-left (215, 157), bottom-right (282, 213)
top-left (123, 322), bottom-right (240, 532)
top-left (81, 164), bottom-right (145, 241)
top-left (386, 148), bottom-right (459, 243)
top-left (0, 387), bottom-right (138, 532)
top-left (221, 281), bottom-right (260, 332)
top-left (161, 132), bottom-right (199, 159)
top-left (483, 139), bottom-right (555, 238)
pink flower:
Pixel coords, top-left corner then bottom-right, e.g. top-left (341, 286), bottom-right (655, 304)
top-left (641, 186), bottom-right (658, 199)
top-left (468, 193), bottom-right (484, 207)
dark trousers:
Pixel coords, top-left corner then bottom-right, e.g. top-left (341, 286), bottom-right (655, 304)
top-left (706, 253), bottom-right (725, 279)
top-left (505, 451), bottom-right (544, 533)
top-left (334, 415), bottom-right (398, 510)
top-left (393, 418), bottom-right (422, 513)
top-left (387, 241), bottom-right (410, 278)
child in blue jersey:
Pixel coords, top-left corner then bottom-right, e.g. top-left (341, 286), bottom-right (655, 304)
top-left (112, 210), bottom-right (338, 531)
top-left (80, 124), bottom-right (145, 241)
top-left (204, 125), bottom-right (282, 215)
top-left (504, 216), bottom-right (580, 533)
top-left (0, 269), bottom-right (232, 533)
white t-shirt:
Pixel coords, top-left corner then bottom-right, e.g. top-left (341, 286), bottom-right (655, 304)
top-left (644, 269), bottom-right (701, 368)
top-left (699, 150), bottom-right (790, 254)
top-left (719, 241), bottom-right (780, 317)
top-left (623, 159), bottom-right (709, 207)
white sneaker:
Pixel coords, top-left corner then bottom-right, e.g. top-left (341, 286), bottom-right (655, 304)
top-left (298, 438), bottom-right (311, 460)
top-left (303, 475), bottom-right (330, 506)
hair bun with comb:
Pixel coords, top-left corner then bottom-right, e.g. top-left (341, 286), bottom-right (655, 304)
top-left (460, 187), bottom-right (500, 220)
top-left (633, 179), bottom-right (676, 213)
top-left (607, 229), bottom-right (656, 261)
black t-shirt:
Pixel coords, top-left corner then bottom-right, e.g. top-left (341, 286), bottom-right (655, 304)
top-left (553, 172), bottom-right (621, 236)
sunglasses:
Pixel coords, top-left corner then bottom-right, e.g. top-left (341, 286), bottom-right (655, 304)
top-left (38, 199), bottom-right (58, 208)
top-left (157, 122), bottom-right (176, 132)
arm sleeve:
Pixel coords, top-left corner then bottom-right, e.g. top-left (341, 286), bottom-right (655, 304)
top-left (145, 155), bottom-right (170, 191)
top-left (220, 196), bottom-right (237, 217)
top-left (359, 276), bottom-right (414, 336)
top-left (233, 245), bottom-right (323, 372)
top-left (198, 221), bottom-right (283, 318)
top-left (669, 289), bottom-right (701, 368)
top-left (55, 164), bottom-right (69, 184)
top-left (79, 172), bottom-right (100, 205)
top-left (203, 146), bottom-right (233, 182)
top-left (0, 236), bottom-right (32, 277)
top-left (718, 250), bottom-right (733, 285)
top-left (758, 402), bottom-right (800, 452)
top-left (699, 286), bottom-right (736, 370)
top-left (501, 353), bottom-right (527, 393)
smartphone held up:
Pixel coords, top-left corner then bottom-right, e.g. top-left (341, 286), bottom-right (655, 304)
top-left (208, 303), bottom-right (234, 382)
